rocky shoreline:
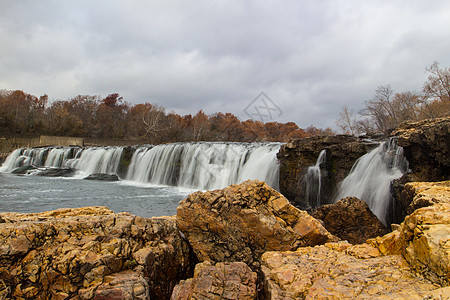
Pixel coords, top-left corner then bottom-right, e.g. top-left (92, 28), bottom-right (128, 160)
top-left (0, 117), bottom-right (449, 299)
top-left (0, 178), bottom-right (448, 299)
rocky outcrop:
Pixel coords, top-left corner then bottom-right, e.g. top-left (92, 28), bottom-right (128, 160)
top-left (391, 116), bottom-right (449, 181)
top-left (176, 180), bottom-right (338, 270)
top-left (312, 197), bottom-right (388, 244)
top-left (260, 179), bottom-right (450, 299)
top-left (394, 180), bottom-right (450, 218)
top-left (277, 135), bottom-right (377, 210)
top-left (0, 206), bottom-right (195, 299)
top-left (261, 242), bottom-right (443, 299)
top-left (171, 261), bottom-right (257, 300)
top-left (370, 202), bottom-right (450, 286)
top-left (84, 173), bottom-right (120, 181)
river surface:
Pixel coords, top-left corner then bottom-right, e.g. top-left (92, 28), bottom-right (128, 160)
top-left (0, 174), bottom-right (192, 217)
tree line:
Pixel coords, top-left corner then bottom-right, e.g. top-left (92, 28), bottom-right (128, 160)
top-left (336, 62), bottom-right (450, 135)
top-left (0, 90), bottom-right (333, 144)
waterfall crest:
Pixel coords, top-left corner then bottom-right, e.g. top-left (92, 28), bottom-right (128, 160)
top-left (334, 138), bottom-right (408, 225)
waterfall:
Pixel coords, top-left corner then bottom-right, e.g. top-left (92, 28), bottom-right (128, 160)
top-left (0, 148), bottom-right (49, 172)
top-left (1, 142), bottom-right (281, 190)
top-left (67, 147), bottom-right (124, 175)
top-left (305, 149), bottom-right (326, 209)
top-left (0, 146), bottom-right (123, 176)
top-left (334, 138), bottom-right (408, 225)
top-left (126, 142), bottom-right (280, 190)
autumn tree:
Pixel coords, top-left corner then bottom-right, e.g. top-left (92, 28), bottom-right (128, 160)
top-left (95, 93), bottom-right (129, 138)
top-left (46, 101), bottom-right (84, 136)
top-left (128, 103), bottom-right (167, 143)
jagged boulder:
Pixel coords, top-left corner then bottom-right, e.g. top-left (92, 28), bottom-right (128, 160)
top-left (277, 135), bottom-right (376, 210)
top-left (176, 180), bottom-right (337, 270)
top-left (261, 242), bottom-right (444, 299)
top-left (312, 197), bottom-right (388, 244)
top-left (0, 206), bottom-right (195, 299)
top-left (171, 261), bottom-right (257, 300)
top-left (370, 202), bottom-right (450, 286)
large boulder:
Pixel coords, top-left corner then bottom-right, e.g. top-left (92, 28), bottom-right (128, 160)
top-left (370, 202), bottom-right (450, 286)
top-left (176, 180), bottom-right (337, 270)
top-left (83, 173), bottom-right (120, 181)
top-left (171, 261), bottom-right (257, 300)
top-left (312, 197), bottom-right (388, 244)
top-left (261, 242), bottom-right (444, 299)
top-left (277, 135), bottom-right (376, 210)
top-left (391, 116), bottom-right (449, 181)
top-left (0, 206), bottom-right (195, 299)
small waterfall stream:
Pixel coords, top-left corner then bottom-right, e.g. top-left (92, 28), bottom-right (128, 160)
top-left (334, 138), bottom-right (408, 225)
top-left (304, 149), bottom-right (326, 209)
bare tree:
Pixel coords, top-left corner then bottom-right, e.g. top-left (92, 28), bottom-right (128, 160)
top-left (336, 105), bottom-right (358, 135)
top-left (423, 61), bottom-right (450, 102)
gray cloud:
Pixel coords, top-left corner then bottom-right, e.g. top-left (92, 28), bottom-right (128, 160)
top-left (1, 0), bottom-right (450, 130)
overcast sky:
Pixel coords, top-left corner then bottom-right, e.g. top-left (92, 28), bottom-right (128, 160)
top-left (1, 1), bottom-right (449, 130)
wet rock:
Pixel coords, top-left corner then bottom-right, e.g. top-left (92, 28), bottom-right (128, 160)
top-left (0, 206), bottom-right (195, 299)
top-left (34, 167), bottom-right (76, 177)
top-left (261, 242), bottom-right (442, 299)
top-left (312, 197), bottom-right (388, 244)
top-left (171, 261), bottom-right (257, 300)
top-left (176, 180), bottom-right (337, 270)
top-left (10, 165), bottom-right (37, 174)
top-left (83, 173), bottom-right (120, 181)
top-left (277, 135), bottom-right (376, 210)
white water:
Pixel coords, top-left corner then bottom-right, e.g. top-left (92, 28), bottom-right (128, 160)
top-left (126, 142), bottom-right (280, 190)
top-left (305, 149), bottom-right (326, 209)
top-left (0, 146), bottom-right (123, 176)
top-left (334, 138), bottom-right (408, 225)
top-left (1, 142), bottom-right (281, 190)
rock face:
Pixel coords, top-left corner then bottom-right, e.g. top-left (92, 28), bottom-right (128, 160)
top-left (391, 116), bottom-right (449, 181)
top-left (370, 202), bottom-right (450, 286)
top-left (277, 135), bottom-right (376, 210)
top-left (176, 180), bottom-right (337, 270)
top-left (0, 206), bottom-right (195, 299)
top-left (171, 261), bottom-right (257, 300)
top-left (261, 242), bottom-right (442, 299)
top-left (312, 197), bottom-right (388, 244)
top-left (395, 180), bottom-right (450, 218)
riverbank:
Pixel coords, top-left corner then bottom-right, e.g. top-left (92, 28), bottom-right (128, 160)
top-left (0, 179), bottom-right (448, 299)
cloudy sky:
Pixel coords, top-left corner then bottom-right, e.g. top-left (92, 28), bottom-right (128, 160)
top-left (1, 1), bottom-right (449, 130)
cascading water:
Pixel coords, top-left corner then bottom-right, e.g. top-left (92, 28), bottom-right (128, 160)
top-left (67, 147), bottom-right (124, 175)
top-left (304, 149), bottom-right (326, 209)
top-left (0, 146), bottom-right (123, 176)
top-left (126, 142), bottom-right (280, 190)
top-left (334, 138), bottom-right (408, 225)
top-left (1, 142), bottom-right (281, 190)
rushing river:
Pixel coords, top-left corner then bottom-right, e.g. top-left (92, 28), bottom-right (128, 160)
top-left (0, 142), bottom-right (281, 217)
